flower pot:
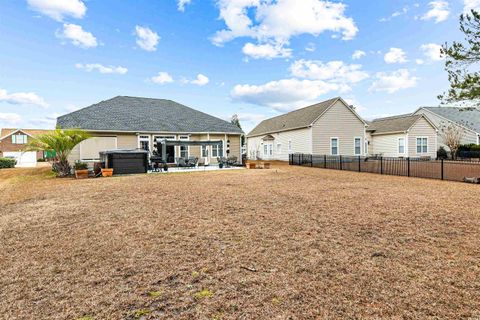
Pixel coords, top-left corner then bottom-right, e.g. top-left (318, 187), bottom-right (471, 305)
top-left (263, 162), bottom-right (271, 169)
top-left (75, 169), bottom-right (89, 179)
top-left (101, 168), bottom-right (114, 177)
top-left (246, 163), bottom-right (256, 169)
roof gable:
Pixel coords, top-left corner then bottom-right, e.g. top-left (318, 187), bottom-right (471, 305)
top-left (419, 107), bottom-right (480, 133)
top-left (367, 114), bottom-right (428, 135)
top-left (56, 96), bottom-right (244, 134)
top-left (0, 128), bottom-right (51, 140)
top-left (248, 97), bottom-right (365, 137)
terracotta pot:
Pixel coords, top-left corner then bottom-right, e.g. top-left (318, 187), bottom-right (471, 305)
top-left (101, 168), bottom-right (114, 177)
top-left (246, 163), bottom-right (256, 169)
top-left (75, 169), bottom-right (89, 179)
top-left (263, 163), bottom-right (271, 169)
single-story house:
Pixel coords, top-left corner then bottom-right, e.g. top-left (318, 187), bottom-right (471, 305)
top-left (247, 97), bottom-right (368, 161)
top-left (57, 96), bottom-right (244, 164)
top-left (414, 107), bottom-right (480, 149)
top-left (0, 128), bottom-right (51, 167)
top-left (366, 114), bottom-right (438, 158)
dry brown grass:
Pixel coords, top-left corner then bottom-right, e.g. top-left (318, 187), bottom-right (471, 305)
top-left (0, 165), bottom-right (479, 319)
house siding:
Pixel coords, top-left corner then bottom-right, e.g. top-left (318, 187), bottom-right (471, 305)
top-left (407, 117), bottom-right (437, 158)
top-left (414, 109), bottom-right (479, 149)
top-left (247, 127), bottom-right (312, 161)
top-left (311, 100), bottom-right (366, 156)
top-left (370, 133), bottom-right (406, 157)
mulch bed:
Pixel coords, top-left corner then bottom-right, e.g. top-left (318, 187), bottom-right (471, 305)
top-left (0, 166), bottom-right (479, 319)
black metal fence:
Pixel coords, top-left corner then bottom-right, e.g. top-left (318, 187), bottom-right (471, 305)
top-left (289, 154), bottom-right (480, 182)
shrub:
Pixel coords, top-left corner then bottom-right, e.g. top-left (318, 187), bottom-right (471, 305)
top-left (74, 162), bottom-right (88, 170)
top-left (437, 146), bottom-right (448, 159)
top-left (0, 157), bottom-right (16, 169)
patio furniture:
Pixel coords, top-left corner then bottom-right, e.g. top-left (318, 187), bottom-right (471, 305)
top-left (227, 156), bottom-right (237, 166)
top-left (177, 157), bottom-right (188, 168)
top-left (198, 158), bottom-right (206, 166)
top-left (187, 156), bottom-right (198, 167)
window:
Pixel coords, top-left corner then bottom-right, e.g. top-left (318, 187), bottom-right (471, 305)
top-left (201, 145), bottom-right (208, 157)
top-left (354, 138), bottom-right (361, 155)
top-left (398, 138), bottom-right (405, 154)
top-left (269, 144), bottom-right (273, 155)
top-left (264, 144), bottom-right (268, 155)
top-left (277, 143), bottom-right (282, 154)
top-left (138, 135), bottom-right (150, 151)
top-left (212, 143), bottom-right (223, 157)
top-left (288, 140), bottom-right (292, 152)
top-left (416, 137), bottom-right (428, 154)
top-left (330, 138), bottom-right (339, 155)
top-left (179, 135), bottom-right (189, 158)
top-left (12, 134), bottom-right (27, 144)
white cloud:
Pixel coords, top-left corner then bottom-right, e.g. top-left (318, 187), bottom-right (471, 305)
top-left (0, 88), bottom-right (49, 108)
top-left (384, 47), bottom-right (408, 64)
top-left (464, 0), bottom-right (480, 14)
top-left (369, 69), bottom-right (418, 94)
top-left (290, 60), bottom-right (369, 88)
top-left (237, 112), bottom-right (269, 124)
top-left (57, 23), bottom-right (97, 48)
top-left (135, 26), bottom-right (160, 52)
top-left (231, 78), bottom-right (342, 111)
top-left (190, 74), bottom-right (210, 86)
top-left (242, 42), bottom-right (292, 59)
top-left (416, 59), bottom-right (425, 65)
top-left (151, 72), bottom-right (174, 84)
top-left (380, 6), bottom-right (408, 22)
top-left (177, 0), bottom-right (192, 12)
top-left (0, 113), bottom-right (22, 126)
top-left (305, 43), bottom-right (316, 52)
top-left (420, 43), bottom-right (444, 61)
top-left (422, 1), bottom-right (450, 23)
top-left (352, 50), bottom-right (366, 60)
top-left (212, 0), bottom-right (358, 59)
top-left (75, 63), bottom-right (128, 74)
top-left (27, 0), bottom-right (86, 21)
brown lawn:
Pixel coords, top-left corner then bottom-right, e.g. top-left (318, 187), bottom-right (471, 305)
top-left (0, 165), bottom-right (479, 319)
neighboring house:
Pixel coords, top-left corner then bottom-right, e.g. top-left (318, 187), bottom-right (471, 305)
top-left (366, 114), bottom-right (438, 158)
top-left (247, 97), bottom-right (368, 161)
top-left (414, 107), bottom-right (480, 150)
top-left (0, 128), bottom-right (51, 166)
top-left (56, 96), bottom-right (244, 164)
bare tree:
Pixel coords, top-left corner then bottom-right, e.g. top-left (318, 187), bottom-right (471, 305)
top-left (440, 123), bottom-right (465, 159)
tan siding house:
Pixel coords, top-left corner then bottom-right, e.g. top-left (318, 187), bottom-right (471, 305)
top-left (247, 97), bottom-right (367, 160)
top-left (367, 114), bottom-right (438, 158)
top-left (414, 107), bottom-right (480, 152)
top-left (59, 96), bottom-right (244, 165)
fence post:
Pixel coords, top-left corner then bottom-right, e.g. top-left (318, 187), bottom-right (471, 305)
top-left (358, 155), bottom-right (361, 172)
top-left (324, 155), bottom-right (327, 169)
top-left (441, 159), bottom-right (444, 180)
top-left (380, 156), bottom-right (383, 174)
top-left (339, 155), bottom-right (343, 170)
top-left (407, 157), bottom-right (410, 177)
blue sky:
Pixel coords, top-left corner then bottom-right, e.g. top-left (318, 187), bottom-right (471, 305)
top-left (0, 0), bottom-right (478, 133)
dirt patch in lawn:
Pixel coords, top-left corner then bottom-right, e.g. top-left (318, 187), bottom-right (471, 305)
top-left (0, 166), bottom-right (479, 319)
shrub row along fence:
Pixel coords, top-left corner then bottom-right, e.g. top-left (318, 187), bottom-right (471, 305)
top-left (289, 154), bottom-right (480, 182)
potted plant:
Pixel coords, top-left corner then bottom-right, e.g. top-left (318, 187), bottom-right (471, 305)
top-left (74, 162), bottom-right (89, 179)
top-left (101, 167), bottom-right (114, 177)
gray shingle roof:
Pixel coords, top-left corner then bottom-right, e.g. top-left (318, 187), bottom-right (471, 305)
top-left (421, 107), bottom-right (480, 133)
top-left (57, 96), bottom-right (243, 134)
top-left (367, 114), bottom-right (424, 134)
top-left (247, 97), bottom-right (340, 137)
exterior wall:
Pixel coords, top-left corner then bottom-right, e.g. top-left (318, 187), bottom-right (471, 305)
top-left (407, 117), bottom-right (438, 158)
top-left (247, 127), bottom-right (312, 161)
top-left (68, 131), bottom-right (242, 165)
top-left (370, 133), bottom-right (407, 157)
top-left (0, 133), bottom-right (43, 159)
top-left (414, 109), bottom-right (479, 150)
top-left (311, 100), bottom-right (366, 156)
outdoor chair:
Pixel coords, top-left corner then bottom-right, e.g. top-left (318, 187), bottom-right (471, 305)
top-left (187, 156), bottom-right (198, 167)
top-left (177, 157), bottom-right (187, 168)
top-left (227, 156), bottom-right (237, 166)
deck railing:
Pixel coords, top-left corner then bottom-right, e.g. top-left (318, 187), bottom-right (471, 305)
top-left (289, 154), bottom-right (480, 182)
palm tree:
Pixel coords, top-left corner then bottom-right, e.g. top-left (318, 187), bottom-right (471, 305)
top-left (27, 128), bottom-right (90, 177)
